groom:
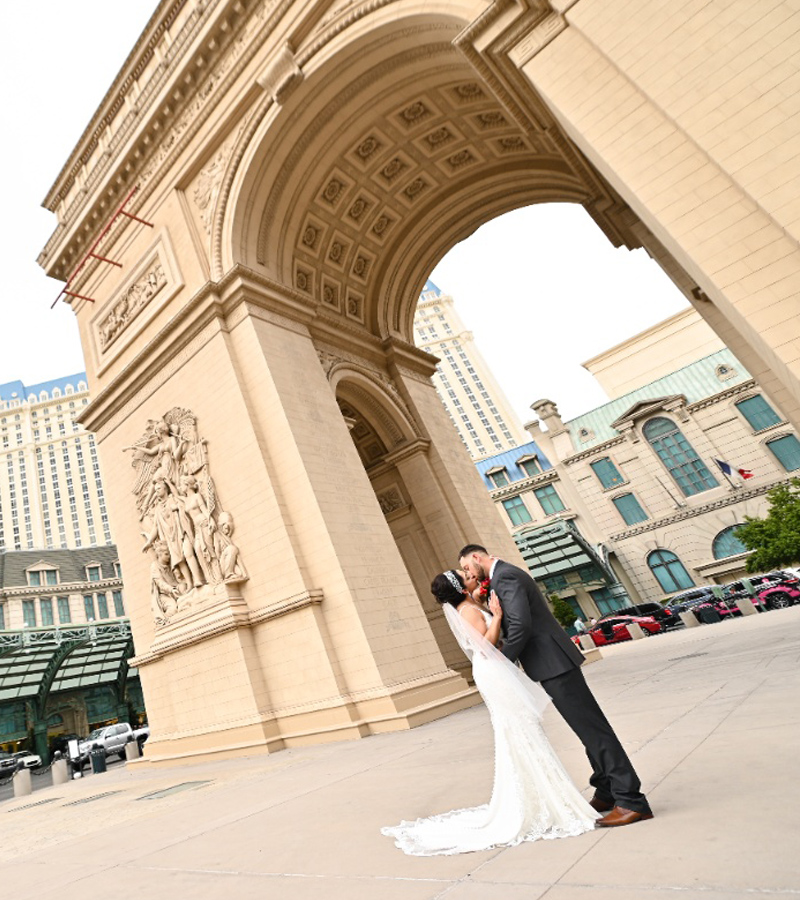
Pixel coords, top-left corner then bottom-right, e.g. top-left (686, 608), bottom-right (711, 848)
top-left (459, 544), bottom-right (653, 827)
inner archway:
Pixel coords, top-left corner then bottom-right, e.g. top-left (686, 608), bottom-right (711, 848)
top-left (334, 373), bottom-right (469, 680)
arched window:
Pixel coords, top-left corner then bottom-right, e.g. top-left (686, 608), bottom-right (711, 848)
top-left (712, 525), bottom-right (747, 559)
top-left (643, 417), bottom-right (718, 497)
top-left (647, 549), bottom-right (694, 593)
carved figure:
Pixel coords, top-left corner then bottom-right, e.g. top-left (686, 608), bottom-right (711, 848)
top-left (181, 474), bottom-right (222, 584)
top-left (149, 541), bottom-right (181, 625)
top-left (141, 477), bottom-right (204, 591)
top-left (213, 512), bottom-right (248, 583)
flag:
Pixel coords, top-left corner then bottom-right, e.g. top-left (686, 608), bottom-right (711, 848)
top-left (714, 458), bottom-right (754, 480)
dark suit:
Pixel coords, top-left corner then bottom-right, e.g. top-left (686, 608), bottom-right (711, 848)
top-left (491, 559), bottom-right (650, 813)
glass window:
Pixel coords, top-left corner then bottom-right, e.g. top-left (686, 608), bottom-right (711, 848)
top-left (40, 598), bottom-right (54, 626)
top-left (45, 570), bottom-right (58, 586)
top-left (97, 593), bottom-right (109, 619)
top-left (590, 457), bottom-right (625, 489)
top-left (113, 562), bottom-right (122, 579)
top-left (502, 496), bottom-right (533, 526)
top-left (28, 570), bottom-right (41, 587)
top-left (87, 565), bottom-right (101, 582)
top-left (490, 469), bottom-right (509, 488)
top-left (735, 395), bottom-right (781, 431)
top-left (58, 597), bottom-right (71, 624)
top-left (648, 549), bottom-right (694, 593)
top-left (643, 417), bottom-right (718, 496)
top-left (83, 595), bottom-right (95, 621)
top-left (519, 459), bottom-right (541, 477)
top-left (540, 574), bottom-right (569, 592)
top-left (767, 434), bottom-right (800, 472)
top-left (0, 604), bottom-right (5, 630)
top-left (612, 493), bottom-right (648, 526)
top-left (590, 586), bottom-right (627, 617)
top-left (23, 600), bottom-right (37, 628)
top-left (534, 484), bottom-right (566, 515)
top-left (112, 591), bottom-right (125, 617)
top-left (712, 525), bottom-right (747, 559)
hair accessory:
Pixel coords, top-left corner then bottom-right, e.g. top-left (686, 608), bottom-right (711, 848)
top-left (443, 570), bottom-right (462, 593)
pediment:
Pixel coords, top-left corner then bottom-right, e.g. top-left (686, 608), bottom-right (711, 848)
top-left (610, 394), bottom-right (685, 430)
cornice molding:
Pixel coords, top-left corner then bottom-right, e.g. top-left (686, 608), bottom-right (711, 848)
top-left (490, 468), bottom-right (558, 500)
top-left (607, 475), bottom-right (793, 542)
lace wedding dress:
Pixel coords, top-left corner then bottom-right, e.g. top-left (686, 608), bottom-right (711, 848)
top-left (382, 603), bottom-right (599, 855)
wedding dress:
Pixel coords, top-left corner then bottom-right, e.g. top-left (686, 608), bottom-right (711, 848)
top-left (382, 603), bottom-right (599, 855)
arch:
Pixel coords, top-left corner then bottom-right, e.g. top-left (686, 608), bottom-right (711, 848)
top-left (328, 366), bottom-right (420, 451)
top-left (222, 9), bottom-right (628, 344)
top-left (647, 549), bottom-right (694, 594)
top-left (712, 525), bottom-right (747, 560)
top-left (643, 416), bottom-right (718, 497)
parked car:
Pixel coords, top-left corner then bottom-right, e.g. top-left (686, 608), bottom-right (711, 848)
top-left (572, 614), bottom-right (662, 647)
top-left (79, 722), bottom-right (150, 760)
top-left (613, 602), bottom-right (682, 630)
top-left (723, 571), bottom-right (800, 610)
top-left (0, 750), bottom-right (43, 770)
top-left (668, 586), bottom-right (735, 621)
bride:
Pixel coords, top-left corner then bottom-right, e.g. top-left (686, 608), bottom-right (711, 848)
top-left (382, 569), bottom-right (599, 856)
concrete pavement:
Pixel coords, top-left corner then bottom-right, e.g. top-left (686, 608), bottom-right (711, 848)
top-left (2, 605), bottom-right (799, 899)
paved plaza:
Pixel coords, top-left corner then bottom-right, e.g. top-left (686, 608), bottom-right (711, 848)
top-left (2, 606), bottom-right (798, 899)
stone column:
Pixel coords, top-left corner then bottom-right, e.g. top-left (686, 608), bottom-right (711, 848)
top-left (514, 5), bottom-right (800, 426)
top-left (86, 280), bottom-right (474, 762)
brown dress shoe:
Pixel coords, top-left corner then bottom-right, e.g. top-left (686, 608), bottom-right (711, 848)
top-left (589, 795), bottom-right (615, 813)
top-left (596, 806), bottom-right (654, 827)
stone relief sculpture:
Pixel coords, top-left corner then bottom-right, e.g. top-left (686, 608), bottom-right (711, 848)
top-left (98, 261), bottom-right (167, 350)
top-left (125, 407), bottom-right (248, 627)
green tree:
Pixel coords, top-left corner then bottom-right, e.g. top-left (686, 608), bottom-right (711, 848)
top-left (549, 593), bottom-right (577, 629)
top-left (735, 477), bottom-right (800, 572)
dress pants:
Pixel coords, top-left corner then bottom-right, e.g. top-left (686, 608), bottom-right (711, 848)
top-left (540, 667), bottom-right (650, 813)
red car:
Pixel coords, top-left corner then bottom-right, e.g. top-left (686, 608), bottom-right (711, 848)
top-left (573, 615), bottom-right (662, 647)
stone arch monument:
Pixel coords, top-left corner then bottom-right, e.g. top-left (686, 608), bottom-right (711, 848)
top-left (40, 0), bottom-right (800, 760)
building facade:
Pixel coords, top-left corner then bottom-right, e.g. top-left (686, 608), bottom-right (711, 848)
top-left (414, 280), bottom-right (528, 459)
top-left (479, 316), bottom-right (800, 622)
top-left (0, 376), bottom-right (141, 759)
top-left (0, 374), bottom-right (113, 551)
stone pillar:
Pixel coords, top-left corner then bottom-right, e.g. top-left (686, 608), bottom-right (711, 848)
top-left (87, 285), bottom-right (475, 762)
top-left (13, 768), bottom-right (32, 798)
top-left (515, 5), bottom-right (800, 426)
top-left (736, 598), bottom-right (758, 617)
top-left (125, 741), bottom-right (141, 762)
top-left (578, 634), bottom-right (596, 651)
top-left (626, 623), bottom-right (645, 640)
top-left (52, 759), bottom-right (70, 786)
top-left (680, 611), bottom-right (699, 629)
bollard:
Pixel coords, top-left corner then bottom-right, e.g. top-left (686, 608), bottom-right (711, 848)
top-left (626, 623), bottom-right (646, 640)
top-left (13, 767), bottom-right (32, 798)
top-left (736, 597), bottom-right (758, 616)
top-left (125, 740), bottom-right (141, 762)
top-left (679, 611), bottom-right (699, 628)
top-left (578, 634), bottom-right (596, 651)
top-left (52, 758), bottom-right (70, 786)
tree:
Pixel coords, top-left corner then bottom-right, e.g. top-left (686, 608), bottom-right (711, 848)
top-left (735, 477), bottom-right (800, 572)
top-left (549, 593), bottom-right (577, 629)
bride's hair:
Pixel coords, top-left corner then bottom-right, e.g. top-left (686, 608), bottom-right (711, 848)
top-left (431, 570), bottom-right (464, 608)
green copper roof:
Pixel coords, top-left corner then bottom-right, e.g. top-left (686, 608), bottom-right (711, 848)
top-left (566, 349), bottom-right (750, 451)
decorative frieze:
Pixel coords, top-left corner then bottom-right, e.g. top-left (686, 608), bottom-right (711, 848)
top-left (98, 260), bottom-right (167, 351)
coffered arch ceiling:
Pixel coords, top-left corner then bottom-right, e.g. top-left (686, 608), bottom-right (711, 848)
top-left (227, 12), bottom-right (624, 343)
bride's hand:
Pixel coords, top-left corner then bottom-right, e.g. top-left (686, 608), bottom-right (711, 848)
top-left (489, 591), bottom-right (502, 618)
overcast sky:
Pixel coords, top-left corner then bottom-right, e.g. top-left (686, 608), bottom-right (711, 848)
top-left (3, 2), bottom-right (688, 424)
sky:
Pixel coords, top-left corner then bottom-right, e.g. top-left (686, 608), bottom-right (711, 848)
top-left (2, 2), bottom-right (689, 422)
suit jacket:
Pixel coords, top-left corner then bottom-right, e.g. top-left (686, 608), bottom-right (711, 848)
top-left (491, 559), bottom-right (585, 682)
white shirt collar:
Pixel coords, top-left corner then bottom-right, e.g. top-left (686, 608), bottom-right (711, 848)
top-left (489, 557), bottom-right (500, 578)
